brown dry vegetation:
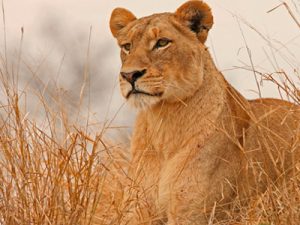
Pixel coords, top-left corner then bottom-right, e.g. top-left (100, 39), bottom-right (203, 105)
top-left (0, 64), bottom-right (130, 224)
top-left (1, 3), bottom-right (300, 225)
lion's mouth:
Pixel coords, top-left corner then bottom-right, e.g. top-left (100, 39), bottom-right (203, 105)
top-left (126, 88), bottom-right (163, 99)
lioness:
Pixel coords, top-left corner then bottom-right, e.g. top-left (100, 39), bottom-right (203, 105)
top-left (109, 1), bottom-right (300, 224)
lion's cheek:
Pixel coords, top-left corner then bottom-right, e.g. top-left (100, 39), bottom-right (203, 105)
top-left (162, 63), bottom-right (203, 102)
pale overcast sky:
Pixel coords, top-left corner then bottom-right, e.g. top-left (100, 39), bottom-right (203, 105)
top-left (1, 0), bottom-right (300, 127)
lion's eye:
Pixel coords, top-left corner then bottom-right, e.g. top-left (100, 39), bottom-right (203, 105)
top-left (121, 43), bottom-right (131, 54)
top-left (154, 39), bottom-right (171, 49)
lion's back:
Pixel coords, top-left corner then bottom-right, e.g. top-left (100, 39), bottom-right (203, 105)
top-left (247, 98), bottom-right (300, 137)
top-left (242, 98), bottom-right (300, 190)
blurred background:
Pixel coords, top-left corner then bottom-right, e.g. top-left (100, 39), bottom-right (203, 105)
top-left (1, 0), bottom-right (300, 137)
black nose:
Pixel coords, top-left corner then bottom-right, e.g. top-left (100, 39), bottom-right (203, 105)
top-left (121, 69), bottom-right (146, 84)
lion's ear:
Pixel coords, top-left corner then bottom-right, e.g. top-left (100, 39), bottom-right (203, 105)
top-left (110, 8), bottom-right (137, 38)
top-left (175, 1), bottom-right (213, 43)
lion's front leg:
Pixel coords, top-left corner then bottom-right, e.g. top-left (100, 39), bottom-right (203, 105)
top-left (159, 142), bottom-right (241, 225)
top-left (120, 113), bottom-right (167, 224)
top-left (120, 183), bottom-right (165, 225)
top-left (121, 149), bottom-right (165, 225)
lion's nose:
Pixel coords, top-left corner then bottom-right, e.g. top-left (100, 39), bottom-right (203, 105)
top-left (120, 69), bottom-right (146, 84)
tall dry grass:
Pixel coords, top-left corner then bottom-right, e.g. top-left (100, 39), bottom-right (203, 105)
top-left (0, 30), bottom-right (131, 223)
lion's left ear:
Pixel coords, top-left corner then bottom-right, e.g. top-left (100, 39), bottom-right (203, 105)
top-left (110, 8), bottom-right (137, 38)
top-left (175, 0), bottom-right (213, 43)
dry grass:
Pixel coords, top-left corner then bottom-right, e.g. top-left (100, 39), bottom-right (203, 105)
top-left (0, 67), bottom-right (130, 224)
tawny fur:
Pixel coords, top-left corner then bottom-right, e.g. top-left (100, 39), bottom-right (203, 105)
top-left (107, 1), bottom-right (300, 224)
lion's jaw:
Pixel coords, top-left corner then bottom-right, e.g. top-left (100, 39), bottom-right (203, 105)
top-left (115, 14), bottom-right (206, 109)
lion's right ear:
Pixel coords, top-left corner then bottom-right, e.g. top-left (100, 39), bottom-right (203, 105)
top-left (110, 8), bottom-right (137, 38)
top-left (175, 1), bottom-right (213, 43)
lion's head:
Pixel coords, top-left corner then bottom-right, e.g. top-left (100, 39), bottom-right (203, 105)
top-left (110, 1), bottom-right (213, 109)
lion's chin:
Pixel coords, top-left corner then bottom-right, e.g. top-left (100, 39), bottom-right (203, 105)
top-left (126, 93), bottom-right (161, 109)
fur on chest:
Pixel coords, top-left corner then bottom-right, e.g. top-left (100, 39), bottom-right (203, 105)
top-left (145, 109), bottom-right (220, 159)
